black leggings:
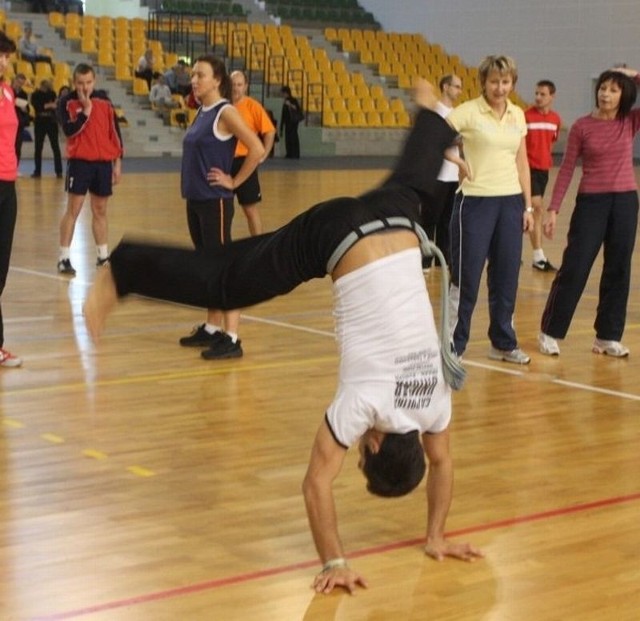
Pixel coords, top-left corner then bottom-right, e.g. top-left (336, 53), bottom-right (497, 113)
top-left (0, 181), bottom-right (17, 347)
top-left (109, 109), bottom-right (458, 311)
top-left (111, 186), bottom-right (422, 310)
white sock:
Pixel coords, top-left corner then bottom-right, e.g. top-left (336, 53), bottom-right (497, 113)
top-left (226, 331), bottom-right (238, 343)
top-left (97, 244), bottom-right (109, 260)
top-left (204, 323), bottom-right (221, 334)
top-left (59, 247), bottom-right (71, 261)
top-left (532, 249), bottom-right (545, 263)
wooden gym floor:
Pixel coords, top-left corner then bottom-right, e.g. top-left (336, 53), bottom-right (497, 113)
top-left (1, 161), bottom-right (638, 620)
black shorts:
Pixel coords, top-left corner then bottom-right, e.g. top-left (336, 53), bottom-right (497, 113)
top-left (530, 169), bottom-right (549, 198)
top-left (231, 156), bottom-right (262, 206)
top-left (66, 159), bottom-right (114, 197)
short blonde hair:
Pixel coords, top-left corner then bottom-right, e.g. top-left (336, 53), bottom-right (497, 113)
top-left (478, 55), bottom-right (518, 89)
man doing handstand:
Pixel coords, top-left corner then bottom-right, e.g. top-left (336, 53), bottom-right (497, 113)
top-left (84, 81), bottom-right (482, 593)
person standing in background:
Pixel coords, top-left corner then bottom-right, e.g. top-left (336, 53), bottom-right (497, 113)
top-left (525, 80), bottom-right (562, 272)
top-left (178, 56), bottom-right (264, 360)
top-left (0, 32), bottom-right (23, 367)
top-left (446, 55), bottom-right (534, 365)
top-left (56, 63), bottom-right (123, 275)
top-left (30, 79), bottom-right (63, 178)
top-left (280, 85), bottom-right (302, 159)
top-left (229, 70), bottom-right (275, 236)
top-left (539, 68), bottom-right (640, 357)
top-left (423, 74), bottom-right (463, 270)
top-left (11, 73), bottom-right (30, 165)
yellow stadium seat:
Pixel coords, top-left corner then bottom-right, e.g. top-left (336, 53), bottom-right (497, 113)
top-left (81, 35), bottom-right (98, 54)
top-left (49, 11), bottom-right (65, 28)
top-left (360, 97), bottom-right (376, 113)
top-left (97, 48), bottom-right (115, 68)
top-left (351, 111), bottom-right (366, 127)
top-left (390, 98), bottom-right (406, 113)
top-left (35, 61), bottom-right (53, 82)
top-left (335, 110), bottom-right (352, 127)
top-left (396, 110), bottom-right (412, 127)
top-left (365, 111), bottom-right (383, 127)
top-left (115, 60), bottom-right (133, 82)
top-left (375, 98), bottom-right (390, 113)
top-left (345, 96), bottom-right (360, 112)
top-left (133, 77), bottom-right (149, 97)
top-left (328, 96), bottom-right (347, 113)
top-left (16, 60), bottom-right (35, 81)
top-left (324, 27), bottom-right (337, 42)
top-left (322, 109), bottom-right (337, 127)
top-left (381, 110), bottom-right (397, 127)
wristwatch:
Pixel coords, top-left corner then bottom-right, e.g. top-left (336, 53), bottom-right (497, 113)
top-left (525, 206), bottom-right (534, 213)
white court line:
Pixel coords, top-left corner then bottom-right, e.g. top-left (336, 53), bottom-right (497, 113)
top-left (465, 359), bottom-right (640, 402)
top-left (243, 314), bottom-right (334, 338)
top-left (5, 316), bottom-right (54, 324)
top-left (11, 267), bottom-right (638, 402)
top-left (10, 266), bottom-right (90, 286)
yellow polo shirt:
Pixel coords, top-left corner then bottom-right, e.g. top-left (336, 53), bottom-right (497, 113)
top-left (447, 96), bottom-right (526, 196)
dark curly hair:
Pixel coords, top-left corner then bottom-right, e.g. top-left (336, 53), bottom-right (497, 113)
top-left (362, 430), bottom-right (426, 498)
top-left (595, 70), bottom-right (637, 118)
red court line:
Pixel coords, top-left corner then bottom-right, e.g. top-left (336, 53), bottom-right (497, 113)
top-left (31, 491), bottom-right (640, 621)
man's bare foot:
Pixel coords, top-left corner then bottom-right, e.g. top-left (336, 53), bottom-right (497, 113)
top-left (83, 265), bottom-right (118, 343)
top-left (413, 78), bottom-right (439, 111)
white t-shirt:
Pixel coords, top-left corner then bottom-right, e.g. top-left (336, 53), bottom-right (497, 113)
top-left (436, 101), bottom-right (460, 183)
top-left (326, 248), bottom-right (451, 448)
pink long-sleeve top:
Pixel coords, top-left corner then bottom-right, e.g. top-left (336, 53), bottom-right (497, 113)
top-left (548, 106), bottom-right (640, 213)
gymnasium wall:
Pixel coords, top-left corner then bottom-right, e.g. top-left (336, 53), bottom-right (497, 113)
top-left (360, 0), bottom-right (639, 130)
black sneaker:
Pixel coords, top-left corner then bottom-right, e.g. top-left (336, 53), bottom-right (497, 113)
top-left (57, 258), bottom-right (76, 275)
top-left (96, 257), bottom-right (110, 267)
top-left (179, 324), bottom-right (223, 347)
top-left (201, 333), bottom-right (243, 360)
top-left (532, 259), bottom-right (557, 272)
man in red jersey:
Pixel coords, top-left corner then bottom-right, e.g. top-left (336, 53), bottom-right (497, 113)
top-left (524, 80), bottom-right (562, 271)
top-left (56, 64), bottom-right (124, 275)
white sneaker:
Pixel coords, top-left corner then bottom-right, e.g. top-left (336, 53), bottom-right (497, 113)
top-left (488, 347), bottom-right (531, 365)
top-left (538, 333), bottom-right (560, 356)
top-left (592, 338), bottom-right (629, 357)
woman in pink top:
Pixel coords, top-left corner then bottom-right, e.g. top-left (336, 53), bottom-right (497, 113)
top-left (0, 32), bottom-right (22, 367)
top-left (539, 68), bottom-right (640, 357)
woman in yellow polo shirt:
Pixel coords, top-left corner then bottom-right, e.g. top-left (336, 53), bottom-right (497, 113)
top-left (446, 55), bottom-right (534, 365)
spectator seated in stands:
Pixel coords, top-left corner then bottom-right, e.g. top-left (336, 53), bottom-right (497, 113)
top-left (149, 75), bottom-right (179, 118)
top-left (18, 25), bottom-right (53, 69)
top-left (163, 59), bottom-right (191, 97)
top-left (135, 48), bottom-right (161, 90)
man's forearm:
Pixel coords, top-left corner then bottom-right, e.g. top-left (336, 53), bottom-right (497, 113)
top-left (425, 456), bottom-right (453, 541)
top-left (302, 477), bottom-right (345, 563)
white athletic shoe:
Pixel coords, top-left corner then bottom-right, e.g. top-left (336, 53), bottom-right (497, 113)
top-left (488, 347), bottom-right (531, 365)
top-left (538, 333), bottom-right (560, 356)
top-left (592, 338), bottom-right (629, 357)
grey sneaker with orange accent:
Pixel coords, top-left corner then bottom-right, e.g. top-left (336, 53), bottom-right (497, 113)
top-left (488, 346), bottom-right (531, 365)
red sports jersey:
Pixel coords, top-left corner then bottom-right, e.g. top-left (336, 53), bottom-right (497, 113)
top-left (525, 107), bottom-right (561, 171)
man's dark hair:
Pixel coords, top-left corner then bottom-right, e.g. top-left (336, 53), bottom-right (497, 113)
top-left (536, 79), bottom-right (556, 94)
top-left (362, 430), bottom-right (426, 497)
top-left (0, 31), bottom-right (17, 55)
top-left (439, 74), bottom-right (454, 91)
top-left (595, 70), bottom-right (637, 118)
top-left (73, 62), bottom-right (96, 79)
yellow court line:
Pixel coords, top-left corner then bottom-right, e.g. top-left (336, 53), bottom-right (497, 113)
top-left (81, 449), bottom-right (109, 460)
top-left (127, 466), bottom-right (156, 478)
top-left (1, 355), bottom-right (339, 398)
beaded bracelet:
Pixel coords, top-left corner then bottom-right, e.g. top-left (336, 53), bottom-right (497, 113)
top-left (322, 557), bottom-right (348, 572)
